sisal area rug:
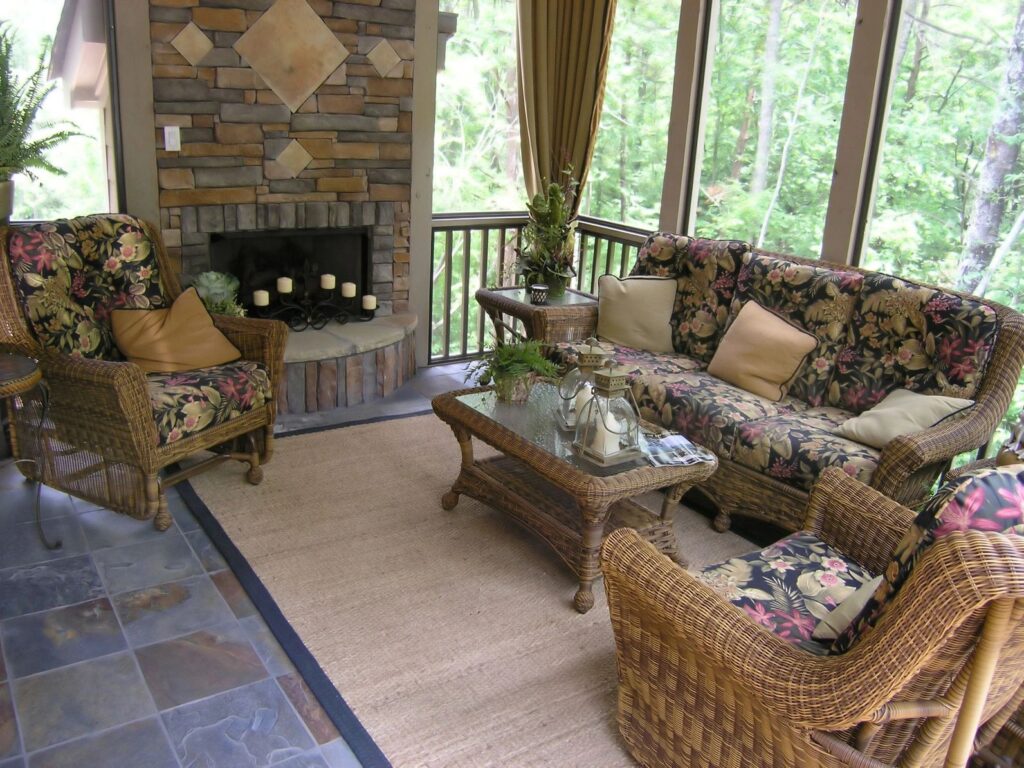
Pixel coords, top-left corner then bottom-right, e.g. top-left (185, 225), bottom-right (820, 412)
top-left (183, 413), bottom-right (756, 767)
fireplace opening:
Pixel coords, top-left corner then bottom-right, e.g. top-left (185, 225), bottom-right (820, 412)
top-left (208, 227), bottom-right (372, 310)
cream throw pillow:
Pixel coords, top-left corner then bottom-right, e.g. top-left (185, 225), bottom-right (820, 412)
top-left (834, 389), bottom-right (974, 449)
top-left (597, 275), bottom-right (676, 354)
top-left (706, 301), bottom-right (817, 400)
top-left (812, 575), bottom-right (883, 641)
top-left (112, 287), bottom-right (241, 373)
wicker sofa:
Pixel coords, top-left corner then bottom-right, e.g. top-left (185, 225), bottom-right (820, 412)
top-left (559, 233), bottom-right (1024, 532)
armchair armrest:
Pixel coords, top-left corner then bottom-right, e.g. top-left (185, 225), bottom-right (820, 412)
top-left (212, 315), bottom-right (287, 386)
top-left (803, 468), bottom-right (915, 574)
top-left (37, 351), bottom-right (160, 466)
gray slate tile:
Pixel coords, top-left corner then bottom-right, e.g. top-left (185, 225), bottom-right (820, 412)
top-left (161, 678), bottom-right (315, 767)
top-left (321, 739), bottom-right (362, 768)
top-left (92, 534), bottom-right (202, 595)
top-left (24, 718), bottom-right (178, 768)
top-left (0, 683), bottom-right (17, 759)
top-left (0, 556), bottom-right (105, 621)
top-left (113, 575), bottom-right (235, 647)
top-left (1, 598), bottom-right (126, 678)
top-left (12, 652), bottom-right (155, 752)
top-left (185, 528), bottom-right (229, 573)
top-left (0, 517), bottom-right (88, 570)
top-left (240, 615), bottom-right (296, 677)
top-left (77, 508), bottom-right (168, 550)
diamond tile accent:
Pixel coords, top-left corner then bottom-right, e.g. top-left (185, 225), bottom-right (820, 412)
top-left (170, 23), bottom-right (214, 67)
top-left (367, 40), bottom-right (401, 78)
top-left (275, 140), bottom-right (313, 178)
top-left (233, 0), bottom-right (350, 113)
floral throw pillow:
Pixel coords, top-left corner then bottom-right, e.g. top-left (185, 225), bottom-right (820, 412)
top-left (7, 215), bottom-right (166, 360)
top-left (631, 233), bottom-right (749, 362)
top-left (830, 465), bottom-right (1024, 654)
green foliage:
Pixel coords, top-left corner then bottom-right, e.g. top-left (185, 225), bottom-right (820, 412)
top-left (0, 23), bottom-right (79, 181)
top-left (517, 171), bottom-right (578, 283)
top-left (192, 271), bottom-right (246, 317)
top-left (465, 340), bottom-right (558, 385)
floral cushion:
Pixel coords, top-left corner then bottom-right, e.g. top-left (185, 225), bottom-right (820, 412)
top-left (831, 465), bottom-right (1024, 653)
top-left (697, 531), bottom-right (875, 654)
top-left (728, 253), bottom-right (863, 407)
top-left (147, 361), bottom-right (272, 445)
top-left (732, 408), bottom-right (879, 491)
top-left (551, 339), bottom-right (705, 378)
top-left (631, 234), bottom-right (749, 362)
top-left (6, 215), bottom-right (166, 360)
top-left (650, 372), bottom-right (806, 455)
top-left (827, 274), bottom-right (999, 413)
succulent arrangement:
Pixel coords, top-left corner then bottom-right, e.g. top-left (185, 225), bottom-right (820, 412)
top-left (516, 169), bottom-right (579, 297)
top-left (192, 271), bottom-right (246, 317)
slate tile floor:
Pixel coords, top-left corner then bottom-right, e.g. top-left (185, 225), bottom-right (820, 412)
top-left (0, 362), bottom-right (471, 768)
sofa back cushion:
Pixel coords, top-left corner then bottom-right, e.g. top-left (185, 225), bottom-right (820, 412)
top-left (631, 233), bottom-right (748, 362)
top-left (830, 464), bottom-right (1024, 654)
top-left (827, 273), bottom-right (999, 413)
top-left (7, 215), bottom-right (166, 360)
top-left (728, 252), bottom-right (863, 406)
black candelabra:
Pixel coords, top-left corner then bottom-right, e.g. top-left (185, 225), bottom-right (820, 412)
top-left (254, 283), bottom-right (375, 332)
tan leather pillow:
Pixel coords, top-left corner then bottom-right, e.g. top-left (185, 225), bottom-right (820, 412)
top-left (597, 274), bottom-right (676, 353)
top-left (706, 301), bottom-right (816, 400)
top-left (834, 389), bottom-right (974, 449)
top-left (112, 287), bottom-right (241, 373)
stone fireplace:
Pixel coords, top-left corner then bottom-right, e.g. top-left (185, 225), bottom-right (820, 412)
top-left (147, 0), bottom-right (422, 412)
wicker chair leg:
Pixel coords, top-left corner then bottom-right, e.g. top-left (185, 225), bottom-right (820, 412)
top-left (261, 424), bottom-right (274, 464)
top-left (243, 431), bottom-right (262, 485)
top-left (147, 477), bottom-right (172, 531)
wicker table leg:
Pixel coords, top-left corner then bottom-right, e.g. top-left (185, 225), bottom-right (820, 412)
top-left (574, 503), bottom-right (611, 614)
top-left (441, 424), bottom-right (475, 510)
top-left (661, 483), bottom-right (690, 567)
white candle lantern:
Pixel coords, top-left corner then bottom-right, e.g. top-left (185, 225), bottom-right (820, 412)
top-left (573, 364), bottom-right (642, 466)
top-left (556, 338), bottom-right (609, 430)
top-left (276, 276), bottom-right (293, 294)
top-left (320, 273), bottom-right (336, 290)
top-left (341, 282), bottom-right (357, 298)
top-left (253, 289), bottom-right (270, 307)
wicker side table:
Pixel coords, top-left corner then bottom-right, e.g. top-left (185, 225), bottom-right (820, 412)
top-left (475, 286), bottom-right (598, 345)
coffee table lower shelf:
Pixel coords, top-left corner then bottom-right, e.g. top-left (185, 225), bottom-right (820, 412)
top-left (442, 454), bottom-right (684, 604)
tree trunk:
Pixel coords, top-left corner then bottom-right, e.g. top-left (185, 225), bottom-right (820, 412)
top-left (751, 0), bottom-right (783, 194)
top-left (956, 0), bottom-right (1024, 294)
top-left (892, 0), bottom-right (919, 93)
top-left (905, 0), bottom-right (930, 102)
top-left (731, 87), bottom-right (756, 180)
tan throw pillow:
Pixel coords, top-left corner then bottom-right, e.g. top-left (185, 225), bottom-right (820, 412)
top-left (112, 287), bottom-right (241, 373)
top-left (706, 301), bottom-right (817, 400)
top-left (834, 389), bottom-right (974, 449)
top-left (596, 275), bottom-right (676, 354)
top-left (812, 575), bottom-right (883, 641)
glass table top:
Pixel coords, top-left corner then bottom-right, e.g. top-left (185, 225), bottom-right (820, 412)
top-left (456, 381), bottom-right (714, 477)
top-left (492, 287), bottom-right (597, 307)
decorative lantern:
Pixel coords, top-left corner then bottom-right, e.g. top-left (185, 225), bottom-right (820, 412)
top-left (556, 338), bottom-right (609, 430)
top-left (573, 364), bottom-right (643, 466)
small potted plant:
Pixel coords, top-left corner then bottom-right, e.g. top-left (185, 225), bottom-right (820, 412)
top-left (516, 169), bottom-right (579, 297)
top-left (0, 24), bottom-right (80, 223)
top-left (466, 340), bottom-right (559, 404)
top-left (192, 271), bottom-right (246, 317)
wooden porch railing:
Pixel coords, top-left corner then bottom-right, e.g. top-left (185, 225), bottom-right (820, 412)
top-left (429, 213), bottom-right (650, 364)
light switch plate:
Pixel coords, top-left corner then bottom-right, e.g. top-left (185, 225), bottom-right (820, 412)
top-left (164, 125), bottom-right (181, 152)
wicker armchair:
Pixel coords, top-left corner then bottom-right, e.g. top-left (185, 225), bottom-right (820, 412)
top-left (1, 214), bottom-right (287, 530)
top-left (600, 468), bottom-right (1024, 767)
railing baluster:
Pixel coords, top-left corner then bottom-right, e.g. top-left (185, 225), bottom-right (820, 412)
top-left (442, 229), bottom-right (453, 361)
top-left (478, 228), bottom-right (490, 354)
top-left (460, 229), bottom-right (471, 357)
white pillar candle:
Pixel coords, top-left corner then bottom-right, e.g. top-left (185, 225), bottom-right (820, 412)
top-left (362, 294), bottom-right (377, 310)
top-left (320, 273), bottom-right (336, 290)
top-left (570, 384), bottom-right (592, 428)
top-left (276, 276), bottom-right (293, 294)
top-left (591, 410), bottom-right (622, 456)
top-left (253, 289), bottom-right (270, 307)
top-left (341, 282), bottom-right (357, 298)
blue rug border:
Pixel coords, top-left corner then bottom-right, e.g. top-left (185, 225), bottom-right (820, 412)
top-left (175, 414), bottom-right (426, 768)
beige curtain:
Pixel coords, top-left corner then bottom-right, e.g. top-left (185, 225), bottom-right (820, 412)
top-left (516, 0), bottom-right (617, 212)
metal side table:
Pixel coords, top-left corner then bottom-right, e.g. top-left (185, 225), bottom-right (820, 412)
top-left (1, 352), bottom-right (60, 549)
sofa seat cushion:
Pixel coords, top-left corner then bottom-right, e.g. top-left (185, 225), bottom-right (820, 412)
top-left (697, 531), bottom-right (875, 654)
top-left (147, 361), bottom-right (272, 445)
top-left (729, 252), bottom-right (863, 407)
top-left (7, 215), bottom-right (167, 360)
top-left (731, 408), bottom-right (879, 491)
top-left (646, 372), bottom-right (808, 456)
top-left (827, 273), bottom-right (999, 412)
top-left (631, 234), bottom-right (749, 362)
top-left (552, 339), bottom-right (705, 378)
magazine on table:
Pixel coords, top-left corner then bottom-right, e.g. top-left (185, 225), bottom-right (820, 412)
top-left (641, 430), bottom-right (715, 467)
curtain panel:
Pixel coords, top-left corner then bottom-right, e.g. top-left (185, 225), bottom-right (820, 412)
top-left (516, 0), bottom-right (617, 211)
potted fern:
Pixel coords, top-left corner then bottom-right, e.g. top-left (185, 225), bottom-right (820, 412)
top-left (0, 24), bottom-right (80, 223)
top-left (466, 340), bottom-right (559, 404)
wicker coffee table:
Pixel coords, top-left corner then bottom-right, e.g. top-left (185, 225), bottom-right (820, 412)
top-left (432, 381), bottom-right (717, 613)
